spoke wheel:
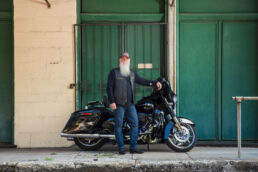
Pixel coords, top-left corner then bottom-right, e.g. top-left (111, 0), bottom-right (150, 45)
top-left (74, 137), bottom-right (106, 151)
top-left (166, 123), bottom-right (196, 152)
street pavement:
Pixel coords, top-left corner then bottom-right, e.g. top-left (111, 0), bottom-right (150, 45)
top-left (0, 144), bottom-right (258, 171)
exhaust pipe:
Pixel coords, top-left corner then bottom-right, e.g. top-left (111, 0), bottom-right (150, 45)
top-left (61, 133), bottom-right (115, 139)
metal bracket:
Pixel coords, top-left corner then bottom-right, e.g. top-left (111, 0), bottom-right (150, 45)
top-left (69, 83), bottom-right (77, 89)
top-left (169, 0), bottom-right (175, 7)
top-left (44, 0), bottom-right (51, 8)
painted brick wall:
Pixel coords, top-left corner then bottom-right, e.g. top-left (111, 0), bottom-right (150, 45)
top-left (14, 0), bottom-right (76, 147)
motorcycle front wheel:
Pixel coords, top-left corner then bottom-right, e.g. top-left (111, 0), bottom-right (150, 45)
top-left (166, 123), bottom-right (196, 152)
top-left (74, 137), bottom-right (106, 151)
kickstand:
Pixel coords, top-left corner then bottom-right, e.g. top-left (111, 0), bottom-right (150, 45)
top-left (147, 134), bottom-right (150, 151)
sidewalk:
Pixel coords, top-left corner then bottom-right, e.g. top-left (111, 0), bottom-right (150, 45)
top-left (1, 144), bottom-right (258, 171)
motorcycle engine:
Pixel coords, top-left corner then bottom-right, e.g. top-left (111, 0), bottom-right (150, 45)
top-left (153, 109), bottom-right (165, 127)
top-left (137, 110), bottom-right (165, 143)
top-left (138, 113), bottom-right (152, 133)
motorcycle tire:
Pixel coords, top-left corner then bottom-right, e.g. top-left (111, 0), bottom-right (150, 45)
top-left (166, 123), bottom-right (197, 152)
top-left (74, 137), bottom-right (106, 151)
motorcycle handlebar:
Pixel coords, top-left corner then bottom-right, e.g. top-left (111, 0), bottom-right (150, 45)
top-left (152, 81), bottom-right (162, 91)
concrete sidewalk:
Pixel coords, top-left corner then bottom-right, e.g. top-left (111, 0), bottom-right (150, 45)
top-left (1, 144), bottom-right (258, 171)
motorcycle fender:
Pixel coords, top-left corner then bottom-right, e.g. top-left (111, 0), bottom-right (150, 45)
top-left (178, 117), bottom-right (195, 126)
top-left (164, 121), bottom-right (173, 139)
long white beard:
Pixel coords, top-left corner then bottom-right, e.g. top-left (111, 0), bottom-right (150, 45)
top-left (119, 62), bottom-right (130, 77)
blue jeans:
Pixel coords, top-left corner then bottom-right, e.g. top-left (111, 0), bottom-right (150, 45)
top-left (114, 104), bottom-right (138, 150)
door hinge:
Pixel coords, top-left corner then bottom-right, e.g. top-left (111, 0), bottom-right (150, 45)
top-left (69, 83), bottom-right (82, 90)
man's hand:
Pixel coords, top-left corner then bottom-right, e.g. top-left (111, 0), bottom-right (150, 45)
top-left (110, 103), bottom-right (117, 110)
top-left (156, 82), bottom-right (162, 90)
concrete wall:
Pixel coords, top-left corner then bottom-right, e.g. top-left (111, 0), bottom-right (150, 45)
top-left (14, 0), bottom-right (76, 147)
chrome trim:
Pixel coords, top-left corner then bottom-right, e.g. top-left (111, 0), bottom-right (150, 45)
top-left (61, 133), bottom-right (115, 139)
top-left (67, 137), bottom-right (74, 141)
top-left (167, 103), bottom-right (173, 106)
top-left (179, 118), bottom-right (195, 125)
top-left (173, 95), bottom-right (178, 104)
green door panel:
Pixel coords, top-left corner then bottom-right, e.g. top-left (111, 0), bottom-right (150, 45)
top-left (178, 0), bottom-right (258, 142)
top-left (0, 20), bottom-right (13, 143)
top-left (222, 22), bottom-right (258, 140)
top-left (80, 0), bottom-right (165, 22)
top-left (125, 24), bottom-right (164, 102)
top-left (80, 24), bottom-right (165, 108)
top-left (81, 25), bottom-right (121, 107)
top-left (81, 0), bottom-right (164, 13)
top-left (180, 0), bottom-right (258, 13)
top-left (179, 22), bottom-right (218, 140)
top-left (0, 0), bottom-right (12, 12)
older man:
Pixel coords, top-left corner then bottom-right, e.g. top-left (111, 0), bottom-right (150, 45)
top-left (106, 52), bottom-right (162, 155)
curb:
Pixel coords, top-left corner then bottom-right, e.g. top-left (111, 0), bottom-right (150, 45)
top-left (1, 160), bottom-right (258, 172)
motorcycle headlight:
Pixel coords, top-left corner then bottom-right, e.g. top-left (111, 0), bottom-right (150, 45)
top-left (173, 95), bottom-right (178, 104)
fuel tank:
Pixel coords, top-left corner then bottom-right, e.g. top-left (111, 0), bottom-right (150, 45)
top-left (136, 102), bottom-right (154, 114)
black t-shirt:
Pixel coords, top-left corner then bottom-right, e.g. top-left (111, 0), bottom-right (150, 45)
top-left (125, 76), bottom-right (133, 107)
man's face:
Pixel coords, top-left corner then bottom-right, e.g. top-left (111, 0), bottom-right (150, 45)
top-left (119, 56), bottom-right (130, 64)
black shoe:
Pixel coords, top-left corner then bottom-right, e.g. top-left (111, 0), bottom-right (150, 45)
top-left (129, 148), bottom-right (144, 154)
top-left (118, 149), bottom-right (125, 155)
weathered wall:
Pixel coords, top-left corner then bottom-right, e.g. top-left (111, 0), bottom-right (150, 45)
top-left (14, 0), bottom-right (76, 147)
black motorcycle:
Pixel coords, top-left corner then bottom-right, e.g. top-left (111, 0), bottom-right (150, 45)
top-left (61, 78), bottom-right (197, 152)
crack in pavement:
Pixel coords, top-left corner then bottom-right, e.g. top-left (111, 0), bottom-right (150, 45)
top-left (186, 152), bottom-right (194, 161)
top-left (132, 154), bottom-right (138, 170)
top-left (73, 151), bottom-right (82, 160)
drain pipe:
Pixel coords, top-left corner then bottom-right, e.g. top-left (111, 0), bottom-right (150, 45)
top-left (232, 96), bottom-right (258, 159)
top-left (167, 0), bottom-right (176, 91)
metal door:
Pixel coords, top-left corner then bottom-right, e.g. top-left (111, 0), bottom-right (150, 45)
top-left (222, 22), bottom-right (258, 140)
top-left (78, 23), bottom-right (166, 109)
top-left (178, 0), bottom-right (258, 141)
top-left (124, 24), bottom-right (165, 102)
top-left (0, 0), bottom-right (13, 144)
top-left (179, 22), bottom-right (218, 140)
top-left (0, 20), bottom-right (13, 143)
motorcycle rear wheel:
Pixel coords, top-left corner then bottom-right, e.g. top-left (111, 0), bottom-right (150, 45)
top-left (74, 137), bottom-right (106, 151)
top-left (166, 123), bottom-right (196, 152)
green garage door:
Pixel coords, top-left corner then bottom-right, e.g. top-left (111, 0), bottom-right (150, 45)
top-left (179, 22), bottom-right (218, 140)
top-left (0, 0), bottom-right (13, 144)
top-left (178, 0), bottom-right (258, 141)
top-left (77, 0), bottom-right (166, 109)
top-left (222, 22), bottom-right (258, 140)
top-left (80, 24), bottom-right (165, 108)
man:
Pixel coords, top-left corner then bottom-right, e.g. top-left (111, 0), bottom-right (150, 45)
top-left (107, 52), bottom-right (162, 155)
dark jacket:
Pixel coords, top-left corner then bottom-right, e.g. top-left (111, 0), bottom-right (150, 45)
top-left (107, 68), bottom-right (156, 106)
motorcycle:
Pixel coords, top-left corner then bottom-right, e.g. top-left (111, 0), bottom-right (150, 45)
top-left (61, 78), bottom-right (197, 152)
